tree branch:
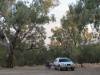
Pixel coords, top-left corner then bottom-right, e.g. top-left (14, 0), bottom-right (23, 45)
top-left (20, 24), bottom-right (36, 42)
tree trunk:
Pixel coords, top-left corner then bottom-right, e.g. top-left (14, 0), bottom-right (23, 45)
top-left (6, 44), bottom-right (15, 68)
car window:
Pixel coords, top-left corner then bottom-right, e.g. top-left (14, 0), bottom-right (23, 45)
top-left (59, 59), bottom-right (71, 62)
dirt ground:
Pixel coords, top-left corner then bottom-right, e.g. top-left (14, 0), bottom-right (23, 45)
top-left (0, 64), bottom-right (100, 75)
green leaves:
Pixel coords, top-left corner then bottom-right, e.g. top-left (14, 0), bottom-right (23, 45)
top-left (7, 1), bottom-right (30, 26)
top-left (0, 0), bottom-right (58, 67)
top-left (81, 0), bottom-right (100, 29)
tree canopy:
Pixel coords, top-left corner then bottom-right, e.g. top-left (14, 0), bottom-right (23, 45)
top-left (0, 0), bottom-right (58, 68)
top-left (50, 0), bottom-right (100, 63)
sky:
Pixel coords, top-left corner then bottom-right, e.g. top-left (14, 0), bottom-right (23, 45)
top-left (17, 0), bottom-right (77, 45)
top-left (44, 0), bottom-right (77, 45)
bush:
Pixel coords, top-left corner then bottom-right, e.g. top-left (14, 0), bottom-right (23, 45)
top-left (0, 45), bottom-right (7, 67)
top-left (77, 44), bottom-right (100, 63)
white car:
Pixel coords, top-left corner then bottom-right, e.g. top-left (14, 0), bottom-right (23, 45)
top-left (53, 57), bottom-right (75, 71)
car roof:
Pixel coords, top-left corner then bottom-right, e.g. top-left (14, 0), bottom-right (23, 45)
top-left (56, 57), bottom-right (70, 60)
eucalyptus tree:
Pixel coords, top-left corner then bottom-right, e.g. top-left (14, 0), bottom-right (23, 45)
top-left (0, 0), bottom-right (58, 68)
top-left (61, 0), bottom-right (100, 45)
top-left (60, 0), bottom-right (100, 63)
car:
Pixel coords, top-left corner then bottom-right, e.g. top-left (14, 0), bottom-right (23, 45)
top-left (53, 57), bottom-right (75, 71)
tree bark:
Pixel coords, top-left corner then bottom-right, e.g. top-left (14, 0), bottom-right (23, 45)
top-left (6, 27), bottom-right (20, 68)
top-left (6, 43), bottom-right (15, 68)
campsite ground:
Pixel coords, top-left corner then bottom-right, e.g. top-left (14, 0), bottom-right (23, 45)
top-left (0, 64), bottom-right (100, 75)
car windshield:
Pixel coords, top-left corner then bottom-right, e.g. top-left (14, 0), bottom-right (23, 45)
top-left (59, 58), bottom-right (71, 62)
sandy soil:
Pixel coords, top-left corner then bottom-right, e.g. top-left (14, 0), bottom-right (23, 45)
top-left (0, 64), bottom-right (100, 75)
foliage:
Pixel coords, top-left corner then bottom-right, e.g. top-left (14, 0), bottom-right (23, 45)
top-left (77, 44), bottom-right (100, 63)
top-left (49, 0), bottom-right (100, 64)
top-left (0, 45), bottom-right (6, 67)
top-left (15, 47), bottom-right (48, 66)
top-left (0, 0), bottom-right (58, 68)
top-left (0, 0), bottom-right (99, 67)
